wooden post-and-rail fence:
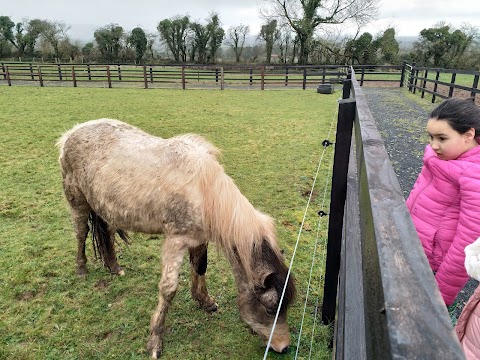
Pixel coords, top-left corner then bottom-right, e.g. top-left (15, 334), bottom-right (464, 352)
top-left (321, 67), bottom-right (465, 359)
top-left (2, 62), bottom-right (479, 102)
top-left (1, 63), bottom-right (407, 90)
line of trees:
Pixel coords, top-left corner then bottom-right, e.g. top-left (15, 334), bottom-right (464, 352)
top-left (1, 2), bottom-right (479, 69)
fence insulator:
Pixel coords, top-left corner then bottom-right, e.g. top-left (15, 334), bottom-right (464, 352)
top-left (317, 210), bottom-right (329, 217)
top-left (322, 139), bottom-right (334, 148)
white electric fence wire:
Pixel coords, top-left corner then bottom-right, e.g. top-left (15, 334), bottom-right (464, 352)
top-left (294, 113), bottom-right (337, 360)
top-left (263, 104), bottom-right (339, 360)
top-left (307, 148), bottom-right (335, 360)
top-left (294, 121), bottom-right (333, 359)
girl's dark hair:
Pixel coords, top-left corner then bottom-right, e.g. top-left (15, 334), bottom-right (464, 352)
top-left (430, 98), bottom-right (480, 136)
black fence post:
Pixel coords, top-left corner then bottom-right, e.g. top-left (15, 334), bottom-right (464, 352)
top-left (261, 66), bottom-right (265, 90)
top-left (1, 62), bottom-right (5, 80)
top-left (449, 72), bottom-right (457, 98)
top-left (181, 66), bottom-right (186, 90)
top-left (421, 69), bottom-right (428, 98)
top-left (342, 71), bottom-right (352, 100)
top-left (29, 63), bottom-right (34, 80)
top-left (408, 62), bottom-right (416, 92)
top-left (72, 65), bottom-right (77, 87)
top-left (471, 75), bottom-right (479, 100)
top-left (106, 66), bottom-right (112, 88)
top-left (302, 68), bottom-right (307, 90)
top-left (432, 70), bottom-right (440, 103)
top-left (321, 96), bottom-right (356, 325)
top-left (400, 62), bottom-right (406, 87)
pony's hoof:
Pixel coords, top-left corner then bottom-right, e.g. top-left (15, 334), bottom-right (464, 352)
top-left (76, 267), bottom-right (87, 277)
top-left (109, 264), bottom-right (125, 276)
top-left (205, 302), bottom-right (218, 313)
top-left (147, 338), bottom-right (162, 359)
top-left (151, 349), bottom-right (161, 359)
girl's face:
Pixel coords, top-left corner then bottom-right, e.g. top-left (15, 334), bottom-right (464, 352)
top-left (426, 118), bottom-right (477, 160)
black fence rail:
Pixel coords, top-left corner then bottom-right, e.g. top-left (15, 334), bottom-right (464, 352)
top-left (321, 68), bottom-right (465, 359)
top-left (406, 63), bottom-right (480, 103)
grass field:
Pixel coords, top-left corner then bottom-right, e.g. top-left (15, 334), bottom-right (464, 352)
top-left (425, 71), bottom-right (478, 87)
top-left (0, 86), bottom-right (337, 359)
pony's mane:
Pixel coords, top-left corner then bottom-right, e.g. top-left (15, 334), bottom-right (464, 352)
top-left (199, 157), bottom-right (281, 284)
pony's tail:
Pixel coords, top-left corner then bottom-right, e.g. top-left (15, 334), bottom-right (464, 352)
top-left (88, 211), bottom-right (129, 265)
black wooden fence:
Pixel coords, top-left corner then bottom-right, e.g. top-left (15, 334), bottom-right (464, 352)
top-left (406, 62), bottom-right (480, 103)
top-left (321, 68), bottom-right (465, 359)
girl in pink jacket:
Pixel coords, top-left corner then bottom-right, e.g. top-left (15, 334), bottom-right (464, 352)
top-left (455, 237), bottom-right (480, 359)
top-left (406, 98), bottom-right (480, 306)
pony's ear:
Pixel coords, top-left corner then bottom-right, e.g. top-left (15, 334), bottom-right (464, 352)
top-left (259, 270), bottom-right (276, 289)
top-left (257, 271), bottom-right (279, 313)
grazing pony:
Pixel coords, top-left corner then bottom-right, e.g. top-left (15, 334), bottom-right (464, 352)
top-left (57, 119), bottom-right (296, 358)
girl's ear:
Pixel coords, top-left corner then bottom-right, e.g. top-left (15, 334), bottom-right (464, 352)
top-left (465, 127), bottom-right (476, 142)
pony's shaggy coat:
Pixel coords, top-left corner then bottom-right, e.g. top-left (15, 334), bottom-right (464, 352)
top-left (57, 119), bottom-right (295, 358)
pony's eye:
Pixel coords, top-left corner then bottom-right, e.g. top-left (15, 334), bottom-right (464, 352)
top-left (265, 308), bottom-right (276, 316)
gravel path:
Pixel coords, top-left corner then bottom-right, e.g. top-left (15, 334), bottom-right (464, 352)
top-left (362, 87), bottom-right (478, 322)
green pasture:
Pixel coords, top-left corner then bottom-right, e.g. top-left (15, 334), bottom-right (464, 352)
top-left (424, 71), bottom-right (478, 87)
top-left (0, 86), bottom-right (337, 359)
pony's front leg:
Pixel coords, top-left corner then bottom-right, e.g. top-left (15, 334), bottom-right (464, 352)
top-left (189, 243), bottom-right (217, 313)
top-left (147, 237), bottom-right (188, 359)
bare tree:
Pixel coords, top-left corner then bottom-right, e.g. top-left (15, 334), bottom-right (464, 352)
top-left (276, 25), bottom-right (294, 64)
top-left (261, 0), bottom-right (378, 64)
top-left (146, 33), bottom-right (157, 60)
top-left (41, 21), bottom-right (70, 60)
top-left (226, 24), bottom-right (250, 63)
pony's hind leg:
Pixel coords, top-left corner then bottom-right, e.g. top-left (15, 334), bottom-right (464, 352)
top-left (147, 236), bottom-right (188, 358)
top-left (63, 180), bottom-right (91, 276)
top-left (104, 225), bottom-right (125, 276)
top-left (189, 243), bottom-right (217, 313)
top-left (71, 208), bottom-right (90, 276)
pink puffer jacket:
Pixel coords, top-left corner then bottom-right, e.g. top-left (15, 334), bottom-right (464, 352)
top-left (456, 286), bottom-right (480, 359)
top-left (406, 144), bottom-right (480, 305)
top-left (455, 238), bottom-right (480, 359)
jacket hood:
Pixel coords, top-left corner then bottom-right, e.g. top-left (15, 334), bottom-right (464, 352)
top-left (465, 237), bottom-right (480, 281)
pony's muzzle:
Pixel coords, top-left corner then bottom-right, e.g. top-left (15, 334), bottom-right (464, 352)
top-left (269, 338), bottom-right (290, 354)
top-left (268, 327), bottom-right (290, 354)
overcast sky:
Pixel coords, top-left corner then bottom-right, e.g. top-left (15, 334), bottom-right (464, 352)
top-left (2, 0), bottom-right (479, 42)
